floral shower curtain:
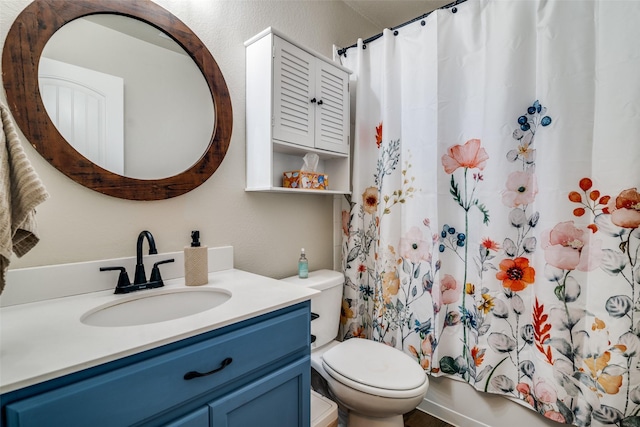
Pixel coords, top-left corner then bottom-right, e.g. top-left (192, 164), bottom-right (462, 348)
top-left (339, 1), bottom-right (640, 426)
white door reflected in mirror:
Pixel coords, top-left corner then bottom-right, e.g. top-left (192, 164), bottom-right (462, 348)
top-left (40, 57), bottom-right (125, 175)
top-left (39, 14), bottom-right (215, 180)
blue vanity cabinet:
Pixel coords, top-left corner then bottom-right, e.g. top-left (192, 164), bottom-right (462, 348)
top-left (209, 357), bottom-right (309, 426)
top-left (1, 302), bottom-right (311, 427)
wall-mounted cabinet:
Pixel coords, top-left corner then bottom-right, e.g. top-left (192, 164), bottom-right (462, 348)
top-left (245, 27), bottom-right (351, 194)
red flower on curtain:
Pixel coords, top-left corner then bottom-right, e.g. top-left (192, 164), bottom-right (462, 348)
top-left (607, 188), bottom-right (640, 228)
top-left (496, 257), bottom-right (535, 291)
top-left (481, 237), bottom-right (500, 252)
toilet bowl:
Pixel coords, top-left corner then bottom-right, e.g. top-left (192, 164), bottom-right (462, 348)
top-left (282, 270), bottom-right (429, 427)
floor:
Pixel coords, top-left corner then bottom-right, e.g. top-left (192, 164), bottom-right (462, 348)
top-left (403, 409), bottom-right (455, 427)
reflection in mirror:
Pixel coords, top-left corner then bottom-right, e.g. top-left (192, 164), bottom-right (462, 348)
top-left (3, 0), bottom-right (232, 200)
top-left (39, 15), bottom-right (214, 180)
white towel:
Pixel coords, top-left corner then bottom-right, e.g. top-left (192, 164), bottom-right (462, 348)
top-left (0, 102), bottom-right (49, 294)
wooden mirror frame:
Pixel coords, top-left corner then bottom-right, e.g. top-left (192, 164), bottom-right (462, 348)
top-left (2, 0), bottom-right (232, 200)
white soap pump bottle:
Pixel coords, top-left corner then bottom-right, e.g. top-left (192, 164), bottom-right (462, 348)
top-left (298, 248), bottom-right (308, 279)
top-left (184, 230), bottom-right (208, 286)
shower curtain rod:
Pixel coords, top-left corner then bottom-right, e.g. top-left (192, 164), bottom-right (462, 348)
top-left (337, 0), bottom-right (468, 57)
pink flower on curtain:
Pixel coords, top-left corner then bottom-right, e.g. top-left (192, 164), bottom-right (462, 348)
top-left (516, 383), bottom-right (536, 407)
top-left (441, 138), bottom-right (489, 174)
top-left (502, 171), bottom-right (538, 207)
top-left (440, 274), bottom-right (462, 305)
top-left (541, 221), bottom-right (603, 271)
top-left (399, 226), bottom-right (431, 264)
top-left (607, 188), bottom-right (640, 228)
top-left (544, 412), bottom-right (566, 423)
top-left (533, 378), bottom-right (557, 404)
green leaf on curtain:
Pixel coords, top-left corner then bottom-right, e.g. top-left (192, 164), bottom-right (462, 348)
top-left (522, 236), bottom-right (536, 253)
top-left (621, 417), bottom-right (640, 427)
top-left (528, 211), bottom-right (540, 227)
top-left (346, 247), bottom-right (359, 263)
top-left (629, 386), bottom-right (640, 404)
top-left (450, 175), bottom-right (464, 208)
top-left (402, 259), bottom-right (411, 274)
top-left (546, 338), bottom-right (573, 361)
top-left (556, 399), bottom-right (575, 425)
top-left (519, 360), bottom-right (535, 379)
top-left (593, 406), bottom-right (624, 424)
top-left (474, 200), bottom-right (490, 224)
top-left (601, 248), bottom-right (628, 276)
top-left (605, 295), bottom-right (633, 318)
top-left (439, 356), bottom-right (459, 375)
top-left (490, 375), bottom-right (515, 393)
top-left (475, 364), bottom-right (493, 383)
top-left (488, 332), bottom-right (516, 353)
top-left (554, 284), bottom-right (565, 302)
top-left (503, 238), bottom-right (517, 257)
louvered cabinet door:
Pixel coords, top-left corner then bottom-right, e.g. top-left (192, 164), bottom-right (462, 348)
top-left (314, 60), bottom-right (349, 154)
top-left (272, 37), bottom-right (315, 149)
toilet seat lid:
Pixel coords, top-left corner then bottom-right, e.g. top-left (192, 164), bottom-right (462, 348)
top-left (322, 338), bottom-right (426, 391)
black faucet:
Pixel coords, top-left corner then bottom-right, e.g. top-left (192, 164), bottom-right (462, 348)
top-left (134, 230), bottom-right (158, 285)
top-left (100, 230), bottom-right (174, 294)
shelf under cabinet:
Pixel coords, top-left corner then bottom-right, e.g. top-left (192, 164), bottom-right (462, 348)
top-left (244, 186), bottom-right (350, 195)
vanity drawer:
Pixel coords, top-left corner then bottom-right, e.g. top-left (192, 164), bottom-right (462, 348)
top-left (5, 305), bottom-right (310, 427)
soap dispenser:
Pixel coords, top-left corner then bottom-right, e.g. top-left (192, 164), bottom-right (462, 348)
top-left (184, 230), bottom-right (208, 286)
top-left (298, 248), bottom-right (308, 279)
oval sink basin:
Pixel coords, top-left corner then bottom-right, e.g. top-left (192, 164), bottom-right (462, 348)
top-left (81, 288), bottom-right (232, 327)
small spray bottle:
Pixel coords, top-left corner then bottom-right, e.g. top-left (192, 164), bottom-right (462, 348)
top-left (298, 248), bottom-right (308, 279)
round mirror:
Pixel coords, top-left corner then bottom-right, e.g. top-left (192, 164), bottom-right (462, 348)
top-left (2, 0), bottom-right (232, 200)
top-left (39, 14), bottom-right (214, 180)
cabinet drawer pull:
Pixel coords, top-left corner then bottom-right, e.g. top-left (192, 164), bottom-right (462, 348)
top-left (184, 357), bottom-right (233, 380)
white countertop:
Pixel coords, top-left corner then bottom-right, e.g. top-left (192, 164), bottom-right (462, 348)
top-left (0, 268), bottom-right (317, 394)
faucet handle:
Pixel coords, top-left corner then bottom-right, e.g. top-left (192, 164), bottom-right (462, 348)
top-left (149, 258), bottom-right (175, 286)
top-left (100, 266), bottom-right (132, 293)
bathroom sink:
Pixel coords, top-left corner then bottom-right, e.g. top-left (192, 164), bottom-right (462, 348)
top-left (81, 288), bottom-right (232, 327)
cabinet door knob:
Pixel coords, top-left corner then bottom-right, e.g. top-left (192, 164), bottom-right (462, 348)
top-left (310, 98), bottom-right (316, 103)
top-left (317, 99), bottom-right (323, 105)
top-left (183, 357), bottom-right (233, 380)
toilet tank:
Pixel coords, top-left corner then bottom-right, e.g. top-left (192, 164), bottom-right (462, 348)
top-left (281, 269), bottom-right (344, 349)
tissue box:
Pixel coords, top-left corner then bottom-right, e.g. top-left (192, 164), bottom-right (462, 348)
top-left (283, 171), bottom-right (329, 190)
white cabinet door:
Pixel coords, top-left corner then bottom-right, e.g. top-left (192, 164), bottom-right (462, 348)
top-left (314, 59), bottom-right (349, 154)
top-left (272, 37), bottom-right (315, 149)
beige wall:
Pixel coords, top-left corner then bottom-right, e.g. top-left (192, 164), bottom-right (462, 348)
top-left (0, 0), bottom-right (376, 278)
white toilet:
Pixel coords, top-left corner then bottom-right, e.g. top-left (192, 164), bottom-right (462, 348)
top-left (282, 270), bottom-right (429, 427)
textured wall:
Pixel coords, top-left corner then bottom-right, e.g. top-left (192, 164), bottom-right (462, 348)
top-left (0, 0), bottom-right (375, 279)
